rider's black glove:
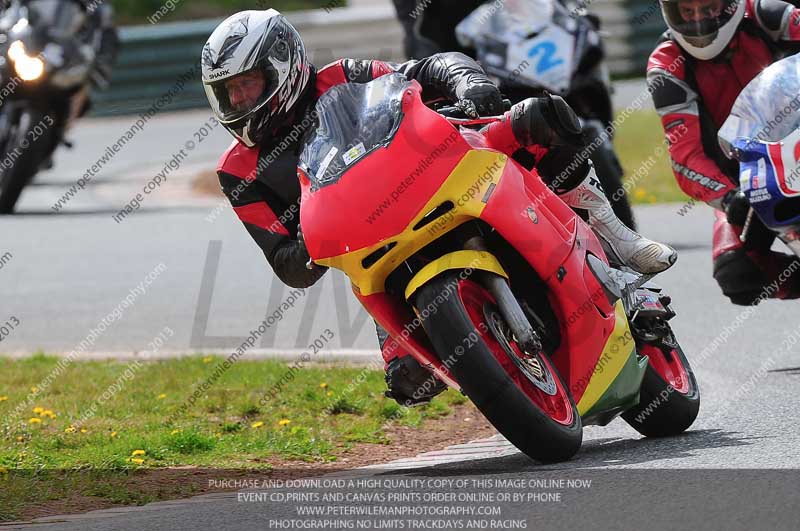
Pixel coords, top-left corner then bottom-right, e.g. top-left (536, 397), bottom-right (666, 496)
top-left (458, 83), bottom-right (504, 118)
top-left (722, 190), bottom-right (749, 226)
top-left (297, 225), bottom-right (328, 272)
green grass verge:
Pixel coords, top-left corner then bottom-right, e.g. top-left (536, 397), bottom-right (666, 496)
top-left (614, 110), bottom-right (689, 204)
top-left (0, 354), bottom-right (466, 521)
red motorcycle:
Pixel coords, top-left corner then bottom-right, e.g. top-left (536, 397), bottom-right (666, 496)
top-left (299, 74), bottom-right (699, 463)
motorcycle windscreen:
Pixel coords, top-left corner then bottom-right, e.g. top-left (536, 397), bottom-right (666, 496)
top-left (299, 73), bottom-right (408, 189)
top-left (719, 54), bottom-right (800, 157)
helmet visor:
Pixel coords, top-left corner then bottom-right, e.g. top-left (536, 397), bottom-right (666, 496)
top-left (662, 0), bottom-right (738, 46)
top-left (204, 63), bottom-right (281, 124)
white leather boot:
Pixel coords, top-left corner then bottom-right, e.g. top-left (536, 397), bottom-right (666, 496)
top-left (560, 165), bottom-right (677, 274)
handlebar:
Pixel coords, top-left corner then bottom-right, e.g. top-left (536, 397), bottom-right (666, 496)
top-left (436, 98), bottom-right (513, 126)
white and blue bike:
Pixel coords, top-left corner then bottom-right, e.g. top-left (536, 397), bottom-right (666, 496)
top-left (719, 53), bottom-right (800, 258)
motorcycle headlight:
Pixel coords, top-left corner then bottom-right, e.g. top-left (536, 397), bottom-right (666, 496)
top-left (8, 40), bottom-right (25, 62)
top-left (8, 40), bottom-right (44, 81)
top-left (15, 55), bottom-right (44, 81)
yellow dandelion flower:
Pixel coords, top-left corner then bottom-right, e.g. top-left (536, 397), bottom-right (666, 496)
top-left (634, 188), bottom-right (647, 200)
top-left (64, 426), bottom-right (77, 434)
top-left (326, 391), bottom-right (333, 397)
top-left (80, 428), bottom-right (88, 434)
top-left (202, 356), bottom-right (213, 363)
top-left (28, 417), bottom-right (42, 424)
top-left (250, 421), bottom-right (264, 429)
top-left (648, 195), bottom-right (658, 204)
top-left (128, 458), bottom-right (145, 465)
top-left (42, 410), bottom-right (56, 419)
top-left (30, 387), bottom-right (37, 393)
top-left (32, 407), bottom-right (44, 414)
top-left (278, 419), bottom-right (291, 426)
top-left (110, 431), bottom-right (118, 438)
top-left (0, 396), bottom-right (9, 402)
top-left (157, 393), bottom-right (167, 400)
top-left (319, 382), bottom-right (328, 389)
top-left (16, 436), bottom-right (24, 443)
top-left (131, 449), bottom-right (146, 457)
top-left (170, 429), bottom-right (182, 435)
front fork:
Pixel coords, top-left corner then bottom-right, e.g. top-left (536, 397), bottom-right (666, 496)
top-left (465, 236), bottom-right (542, 354)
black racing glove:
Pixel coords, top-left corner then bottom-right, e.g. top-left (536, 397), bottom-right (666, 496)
top-left (722, 190), bottom-right (749, 226)
top-left (297, 225), bottom-right (328, 272)
top-left (457, 83), bottom-right (504, 118)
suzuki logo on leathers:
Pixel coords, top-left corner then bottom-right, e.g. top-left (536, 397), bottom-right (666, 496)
top-left (209, 69), bottom-right (230, 80)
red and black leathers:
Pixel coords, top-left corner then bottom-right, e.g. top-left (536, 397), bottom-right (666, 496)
top-left (647, 0), bottom-right (800, 304)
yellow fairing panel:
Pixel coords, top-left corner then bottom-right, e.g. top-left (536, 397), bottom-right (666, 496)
top-left (576, 301), bottom-right (636, 415)
top-left (315, 150), bottom-right (507, 296)
top-left (404, 250), bottom-right (508, 301)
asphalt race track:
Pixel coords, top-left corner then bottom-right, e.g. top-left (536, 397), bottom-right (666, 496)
top-left (2, 106), bottom-right (800, 530)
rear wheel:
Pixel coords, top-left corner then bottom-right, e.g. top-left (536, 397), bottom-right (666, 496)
top-left (622, 330), bottom-right (700, 437)
top-left (415, 273), bottom-right (582, 463)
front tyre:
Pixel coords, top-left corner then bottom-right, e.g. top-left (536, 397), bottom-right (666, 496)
top-left (0, 108), bottom-right (53, 214)
top-left (622, 335), bottom-right (700, 437)
top-left (415, 273), bottom-right (582, 463)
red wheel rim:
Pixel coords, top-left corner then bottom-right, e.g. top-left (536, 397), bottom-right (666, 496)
top-left (641, 343), bottom-right (690, 394)
top-left (457, 279), bottom-right (575, 426)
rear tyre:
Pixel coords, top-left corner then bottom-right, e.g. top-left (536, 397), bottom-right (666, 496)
top-left (622, 336), bottom-right (700, 437)
top-left (0, 108), bottom-right (53, 214)
top-left (415, 273), bottom-right (582, 463)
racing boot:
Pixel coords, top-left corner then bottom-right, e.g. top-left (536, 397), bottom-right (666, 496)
top-left (376, 322), bottom-right (446, 406)
top-left (559, 165), bottom-right (677, 274)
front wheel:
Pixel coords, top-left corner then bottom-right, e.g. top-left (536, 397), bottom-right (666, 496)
top-left (622, 333), bottom-right (700, 437)
top-left (0, 108), bottom-right (53, 214)
top-left (415, 273), bottom-right (582, 463)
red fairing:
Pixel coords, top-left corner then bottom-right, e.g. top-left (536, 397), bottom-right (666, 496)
top-left (300, 78), bottom-right (618, 403)
top-left (217, 139), bottom-right (259, 180)
top-left (300, 81), bottom-right (471, 260)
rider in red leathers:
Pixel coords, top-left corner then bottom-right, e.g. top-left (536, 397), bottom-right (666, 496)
top-left (202, 9), bottom-right (675, 405)
top-left (648, 0), bottom-right (800, 304)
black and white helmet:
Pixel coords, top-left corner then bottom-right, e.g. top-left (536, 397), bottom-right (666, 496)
top-left (660, 0), bottom-right (744, 60)
top-left (201, 9), bottom-right (310, 147)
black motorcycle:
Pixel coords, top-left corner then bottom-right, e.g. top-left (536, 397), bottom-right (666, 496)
top-left (0, 0), bottom-right (98, 213)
